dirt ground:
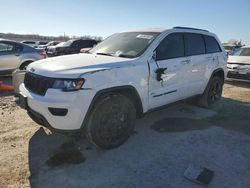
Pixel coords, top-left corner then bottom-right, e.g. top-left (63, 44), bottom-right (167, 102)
top-left (0, 78), bottom-right (250, 188)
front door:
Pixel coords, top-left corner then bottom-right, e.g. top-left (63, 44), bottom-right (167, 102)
top-left (148, 33), bottom-right (189, 109)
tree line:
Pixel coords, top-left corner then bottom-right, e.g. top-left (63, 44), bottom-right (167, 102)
top-left (0, 32), bottom-right (103, 42)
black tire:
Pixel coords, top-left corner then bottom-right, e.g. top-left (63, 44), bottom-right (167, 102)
top-left (19, 61), bottom-right (33, 70)
top-left (84, 94), bottom-right (136, 149)
top-left (198, 76), bottom-right (224, 108)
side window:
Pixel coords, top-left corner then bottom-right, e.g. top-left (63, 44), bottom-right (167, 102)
top-left (204, 35), bottom-right (221, 53)
top-left (87, 40), bottom-right (96, 47)
top-left (14, 44), bottom-right (23, 52)
top-left (72, 41), bottom-right (79, 47)
top-left (79, 40), bottom-right (89, 48)
top-left (184, 33), bottom-right (205, 56)
top-left (156, 33), bottom-right (184, 61)
top-left (0, 42), bottom-right (14, 53)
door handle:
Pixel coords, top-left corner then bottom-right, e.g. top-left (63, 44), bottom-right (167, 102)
top-left (155, 67), bottom-right (167, 81)
top-left (206, 56), bottom-right (215, 61)
top-left (15, 54), bottom-right (20, 56)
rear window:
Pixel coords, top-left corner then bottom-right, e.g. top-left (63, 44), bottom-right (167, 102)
top-left (204, 35), bottom-right (221, 53)
top-left (184, 33), bottom-right (205, 56)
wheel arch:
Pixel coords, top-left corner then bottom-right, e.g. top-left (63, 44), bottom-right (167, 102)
top-left (211, 68), bottom-right (225, 80)
top-left (19, 60), bottom-right (34, 70)
top-left (82, 85), bottom-right (144, 128)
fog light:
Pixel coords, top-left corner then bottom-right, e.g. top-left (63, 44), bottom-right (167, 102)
top-left (48, 108), bottom-right (68, 116)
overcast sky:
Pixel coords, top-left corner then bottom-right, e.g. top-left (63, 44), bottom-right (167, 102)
top-left (1, 0), bottom-right (249, 44)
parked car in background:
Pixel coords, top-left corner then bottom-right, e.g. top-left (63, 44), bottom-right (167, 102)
top-left (227, 46), bottom-right (250, 81)
top-left (34, 41), bottom-right (49, 48)
top-left (37, 41), bottom-right (60, 50)
top-left (21, 41), bottom-right (36, 48)
top-left (18, 27), bottom-right (227, 149)
top-left (0, 39), bottom-right (45, 75)
top-left (46, 39), bottom-right (98, 57)
top-left (223, 44), bottom-right (236, 54)
top-left (80, 47), bottom-right (92, 53)
top-left (46, 42), bottom-right (65, 56)
top-left (223, 41), bottom-right (243, 55)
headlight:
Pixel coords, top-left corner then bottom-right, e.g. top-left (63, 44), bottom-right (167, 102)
top-left (52, 78), bottom-right (85, 91)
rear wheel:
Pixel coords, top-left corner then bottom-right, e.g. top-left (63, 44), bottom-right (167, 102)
top-left (19, 61), bottom-right (33, 70)
top-left (84, 94), bottom-right (136, 149)
top-left (198, 76), bottom-right (223, 107)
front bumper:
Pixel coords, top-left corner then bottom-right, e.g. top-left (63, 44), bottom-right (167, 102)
top-left (19, 83), bottom-right (95, 131)
top-left (227, 64), bottom-right (250, 81)
top-left (227, 71), bottom-right (250, 81)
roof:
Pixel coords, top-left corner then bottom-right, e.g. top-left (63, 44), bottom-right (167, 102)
top-left (0, 38), bottom-right (17, 43)
top-left (123, 27), bottom-right (212, 34)
top-left (122, 28), bottom-right (167, 33)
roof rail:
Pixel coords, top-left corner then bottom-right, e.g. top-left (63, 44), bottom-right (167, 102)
top-left (173, 26), bottom-right (209, 32)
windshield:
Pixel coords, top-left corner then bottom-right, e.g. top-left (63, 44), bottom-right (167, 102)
top-left (63, 40), bottom-right (74, 47)
top-left (89, 32), bottom-right (159, 58)
top-left (56, 42), bottom-right (65, 47)
top-left (23, 41), bottom-right (35, 44)
top-left (39, 42), bottom-right (48, 45)
top-left (232, 48), bottom-right (250, 56)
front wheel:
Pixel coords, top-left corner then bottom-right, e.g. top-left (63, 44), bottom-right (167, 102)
top-left (198, 76), bottom-right (224, 108)
top-left (84, 94), bottom-right (136, 149)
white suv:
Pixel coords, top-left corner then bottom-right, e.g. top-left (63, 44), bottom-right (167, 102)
top-left (18, 27), bottom-right (227, 149)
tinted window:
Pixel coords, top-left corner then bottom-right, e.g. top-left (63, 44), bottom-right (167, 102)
top-left (184, 33), bottom-right (205, 56)
top-left (23, 41), bottom-right (35, 44)
top-left (71, 41), bottom-right (78, 47)
top-left (14, 44), bottom-right (23, 52)
top-left (156, 33), bottom-right (184, 60)
top-left (79, 40), bottom-right (93, 48)
top-left (0, 42), bottom-right (14, 52)
top-left (204, 35), bottom-right (221, 53)
top-left (39, 42), bottom-right (48, 45)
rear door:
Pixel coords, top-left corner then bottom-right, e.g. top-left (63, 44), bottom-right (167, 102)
top-left (148, 33), bottom-right (189, 109)
top-left (79, 40), bottom-right (96, 49)
top-left (71, 40), bottom-right (81, 53)
top-left (0, 42), bottom-right (21, 72)
top-left (203, 35), bottom-right (223, 73)
top-left (182, 33), bottom-right (207, 97)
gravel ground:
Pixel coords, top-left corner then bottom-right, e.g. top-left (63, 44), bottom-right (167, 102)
top-left (0, 79), bottom-right (250, 188)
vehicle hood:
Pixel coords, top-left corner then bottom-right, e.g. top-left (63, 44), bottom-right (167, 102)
top-left (27, 53), bottom-right (133, 78)
top-left (228, 56), bottom-right (250, 65)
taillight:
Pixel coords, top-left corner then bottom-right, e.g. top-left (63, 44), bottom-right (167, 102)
top-left (38, 50), bottom-right (46, 58)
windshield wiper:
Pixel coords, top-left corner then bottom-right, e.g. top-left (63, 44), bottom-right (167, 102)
top-left (96, 52), bottom-right (114, 57)
top-left (118, 54), bottom-right (134, 58)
